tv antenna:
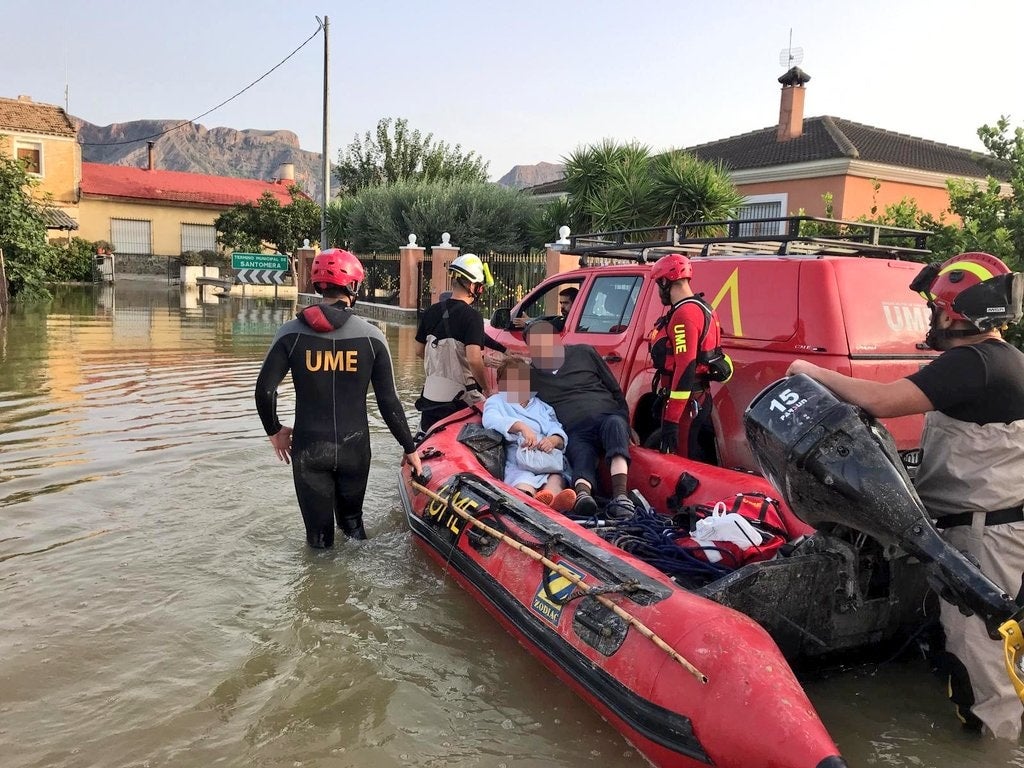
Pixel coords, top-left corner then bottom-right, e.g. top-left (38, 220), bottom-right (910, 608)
top-left (779, 29), bottom-right (804, 68)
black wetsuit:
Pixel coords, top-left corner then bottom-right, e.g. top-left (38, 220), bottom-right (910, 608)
top-left (255, 301), bottom-right (415, 548)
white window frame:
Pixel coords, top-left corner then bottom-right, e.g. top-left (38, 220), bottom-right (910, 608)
top-left (15, 139), bottom-right (44, 177)
top-left (738, 193), bottom-right (789, 235)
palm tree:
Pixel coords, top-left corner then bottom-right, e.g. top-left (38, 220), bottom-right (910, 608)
top-left (562, 140), bottom-right (743, 237)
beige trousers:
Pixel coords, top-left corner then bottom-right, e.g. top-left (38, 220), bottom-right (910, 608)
top-left (941, 519), bottom-right (1024, 739)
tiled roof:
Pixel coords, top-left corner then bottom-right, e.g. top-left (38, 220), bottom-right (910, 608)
top-left (41, 207), bottom-right (79, 230)
top-left (80, 162), bottom-right (302, 207)
top-left (0, 96), bottom-right (76, 137)
top-left (687, 116), bottom-right (1006, 179)
top-left (526, 116), bottom-right (1007, 195)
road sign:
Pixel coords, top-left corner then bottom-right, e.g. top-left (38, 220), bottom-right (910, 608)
top-left (236, 268), bottom-right (287, 285)
top-left (231, 253), bottom-right (289, 271)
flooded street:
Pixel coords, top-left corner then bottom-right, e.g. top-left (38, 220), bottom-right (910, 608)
top-left (2, 282), bottom-right (1022, 768)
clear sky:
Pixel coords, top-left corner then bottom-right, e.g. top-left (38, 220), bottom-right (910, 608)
top-left (3, 0), bottom-right (1022, 181)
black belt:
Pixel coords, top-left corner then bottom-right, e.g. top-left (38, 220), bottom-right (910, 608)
top-left (934, 506), bottom-right (1024, 529)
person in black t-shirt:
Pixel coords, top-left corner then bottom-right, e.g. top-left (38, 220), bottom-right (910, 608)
top-left (415, 253), bottom-right (498, 431)
top-left (788, 252), bottom-right (1024, 739)
top-left (527, 320), bottom-right (635, 519)
top-left (255, 249), bottom-right (422, 548)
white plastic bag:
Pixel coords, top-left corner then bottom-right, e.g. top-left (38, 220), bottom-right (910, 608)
top-left (691, 502), bottom-right (765, 563)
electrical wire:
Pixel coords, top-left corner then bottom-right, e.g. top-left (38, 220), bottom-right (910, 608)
top-left (78, 22), bottom-right (323, 147)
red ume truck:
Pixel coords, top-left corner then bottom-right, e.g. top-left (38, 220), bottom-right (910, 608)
top-left (486, 217), bottom-right (936, 473)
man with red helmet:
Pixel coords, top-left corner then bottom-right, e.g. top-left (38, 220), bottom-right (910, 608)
top-left (255, 248), bottom-right (422, 547)
top-left (648, 253), bottom-right (733, 460)
top-left (789, 252), bottom-right (1024, 738)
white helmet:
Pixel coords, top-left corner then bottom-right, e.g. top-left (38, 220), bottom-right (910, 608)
top-left (449, 253), bottom-right (493, 292)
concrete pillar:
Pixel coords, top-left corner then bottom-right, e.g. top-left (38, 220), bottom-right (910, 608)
top-left (399, 234), bottom-right (425, 310)
top-left (545, 225), bottom-right (577, 278)
top-left (295, 245), bottom-right (316, 293)
top-left (430, 233), bottom-right (459, 304)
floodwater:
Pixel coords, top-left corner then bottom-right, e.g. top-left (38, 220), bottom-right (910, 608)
top-left (1, 281), bottom-right (1022, 768)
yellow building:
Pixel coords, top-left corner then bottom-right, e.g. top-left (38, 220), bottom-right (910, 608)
top-left (78, 154), bottom-right (300, 272)
top-left (0, 95), bottom-right (81, 234)
top-left (2, 93), bottom-right (305, 273)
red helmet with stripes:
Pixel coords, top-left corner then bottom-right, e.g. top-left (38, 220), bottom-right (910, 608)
top-left (923, 252), bottom-right (1021, 331)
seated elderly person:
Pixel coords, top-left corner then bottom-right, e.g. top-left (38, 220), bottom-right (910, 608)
top-left (525, 319), bottom-right (633, 518)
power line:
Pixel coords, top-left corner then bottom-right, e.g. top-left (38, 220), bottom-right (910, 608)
top-left (79, 22), bottom-right (323, 147)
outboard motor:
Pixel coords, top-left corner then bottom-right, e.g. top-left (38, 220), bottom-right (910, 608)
top-left (743, 374), bottom-right (1020, 637)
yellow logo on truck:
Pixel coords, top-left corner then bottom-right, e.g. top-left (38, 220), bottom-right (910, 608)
top-left (709, 267), bottom-right (743, 338)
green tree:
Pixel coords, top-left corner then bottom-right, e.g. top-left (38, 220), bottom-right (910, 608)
top-left (327, 181), bottom-right (534, 254)
top-left (562, 140), bottom-right (743, 236)
top-left (0, 151), bottom-right (56, 301)
top-left (215, 188), bottom-right (321, 254)
top-left (334, 117), bottom-right (489, 195)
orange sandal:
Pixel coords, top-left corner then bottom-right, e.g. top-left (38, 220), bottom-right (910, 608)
top-left (551, 488), bottom-right (578, 513)
top-left (535, 490), bottom-right (555, 505)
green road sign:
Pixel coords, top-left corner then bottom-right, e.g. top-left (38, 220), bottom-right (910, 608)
top-left (231, 253), bottom-right (289, 271)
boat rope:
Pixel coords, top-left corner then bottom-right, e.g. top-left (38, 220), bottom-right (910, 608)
top-left (409, 478), bottom-right (708, 685)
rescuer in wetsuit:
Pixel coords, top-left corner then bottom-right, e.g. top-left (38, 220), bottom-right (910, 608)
top-left (255, 248), bottom-right (423, 548)
top-left (648, 253), bottom-right (732, 462)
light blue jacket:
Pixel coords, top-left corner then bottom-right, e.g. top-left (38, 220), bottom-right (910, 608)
top-left (482, 393), bottom-right (569, 489)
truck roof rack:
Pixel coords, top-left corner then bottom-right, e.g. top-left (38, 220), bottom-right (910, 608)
top-left (565, 216), bottom-right (933, 264)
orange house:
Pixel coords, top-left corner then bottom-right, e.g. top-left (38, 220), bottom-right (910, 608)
top-left (528, 67), bottom-right (1005, 226)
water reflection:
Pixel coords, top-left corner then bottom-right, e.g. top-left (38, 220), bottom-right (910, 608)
top-left (0, 283), bottom-right (1022, 768)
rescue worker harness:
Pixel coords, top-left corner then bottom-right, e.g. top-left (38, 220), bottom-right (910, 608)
top-left (648, 295), bottom-right (732, 394)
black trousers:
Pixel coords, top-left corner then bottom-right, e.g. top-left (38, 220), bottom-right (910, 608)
top-left (291, 441), bottom-right (370, 547)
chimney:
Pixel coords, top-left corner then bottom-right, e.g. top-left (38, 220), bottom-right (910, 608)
top-left (277, 162), bottom-right (295, 184)
top-left (777, 66), bottom-right (811, 142)
top-left (147, 141), bottom-right (156, 171)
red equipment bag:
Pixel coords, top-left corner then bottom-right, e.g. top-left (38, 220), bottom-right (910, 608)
top-left (675, 492), bottom-right (789, 569)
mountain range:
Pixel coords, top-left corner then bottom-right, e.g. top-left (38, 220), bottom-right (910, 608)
top-left (74, 118), bottom-right (565, 199)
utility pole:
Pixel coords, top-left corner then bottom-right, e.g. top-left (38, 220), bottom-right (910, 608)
top-left (320, 14), bottom-right (330, 249)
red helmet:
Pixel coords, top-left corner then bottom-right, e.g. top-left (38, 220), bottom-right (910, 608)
top-left (311, 248), bottom-right (364, 290)
top-left (651, 253), bottom-right (693, 283)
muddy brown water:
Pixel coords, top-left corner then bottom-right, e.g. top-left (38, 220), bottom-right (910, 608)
top-left (1, 282), bottom-right (1022, 768)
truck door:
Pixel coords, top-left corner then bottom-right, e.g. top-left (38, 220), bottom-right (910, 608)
top-left (562, 273), bottom-right (644, 384)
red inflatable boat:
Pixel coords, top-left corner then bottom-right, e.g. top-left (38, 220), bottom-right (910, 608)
top-left (399, 409), bottom-right (857, 768)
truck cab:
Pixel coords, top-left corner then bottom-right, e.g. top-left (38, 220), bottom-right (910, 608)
top-left (487, 217), bottom-right (936, 473)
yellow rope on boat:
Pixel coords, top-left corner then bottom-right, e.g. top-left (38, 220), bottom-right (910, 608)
top-left (409, 479), bottom-right (708, 685)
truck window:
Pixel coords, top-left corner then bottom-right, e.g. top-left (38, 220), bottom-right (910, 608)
top-left (513, 280), bottom-right (582, 329)
top-left (576, 276), bottom-right (642, 334)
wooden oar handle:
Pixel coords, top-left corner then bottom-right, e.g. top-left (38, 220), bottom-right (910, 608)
top-left (409, 479), bottom-right (707, 684)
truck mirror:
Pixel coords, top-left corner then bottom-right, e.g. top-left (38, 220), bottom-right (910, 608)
top-left (490, 307), bottom-right (511, 329)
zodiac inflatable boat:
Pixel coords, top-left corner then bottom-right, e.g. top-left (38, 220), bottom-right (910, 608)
top-left (398, 406), bottom-right (852, 768)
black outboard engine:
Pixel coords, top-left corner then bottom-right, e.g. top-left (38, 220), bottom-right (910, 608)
top-left (743, 374), bottom-right (1020, 636)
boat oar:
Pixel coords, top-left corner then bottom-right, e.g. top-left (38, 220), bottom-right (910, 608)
top-left (408, 478), bottom-right (708, 685)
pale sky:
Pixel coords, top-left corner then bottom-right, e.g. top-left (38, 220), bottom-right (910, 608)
top-left (3, 0), bottom-right (1022, 181)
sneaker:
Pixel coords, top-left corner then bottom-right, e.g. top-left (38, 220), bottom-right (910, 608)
top-left (573, 489), bottom-right (599, 517)
top-left (605, 494), bottom-right (636, 521)
top-left (535, 489), bottom-right (555, 506)
top-left (551, 488), bottom-right (577, 513)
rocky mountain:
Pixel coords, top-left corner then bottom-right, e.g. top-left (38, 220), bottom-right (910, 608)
top-left (74, 117), bottom-right (563, 199)
top-left (496, 161), bottom-right (565, 189)
top-left (74, 118), bottom-right (325, 200)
